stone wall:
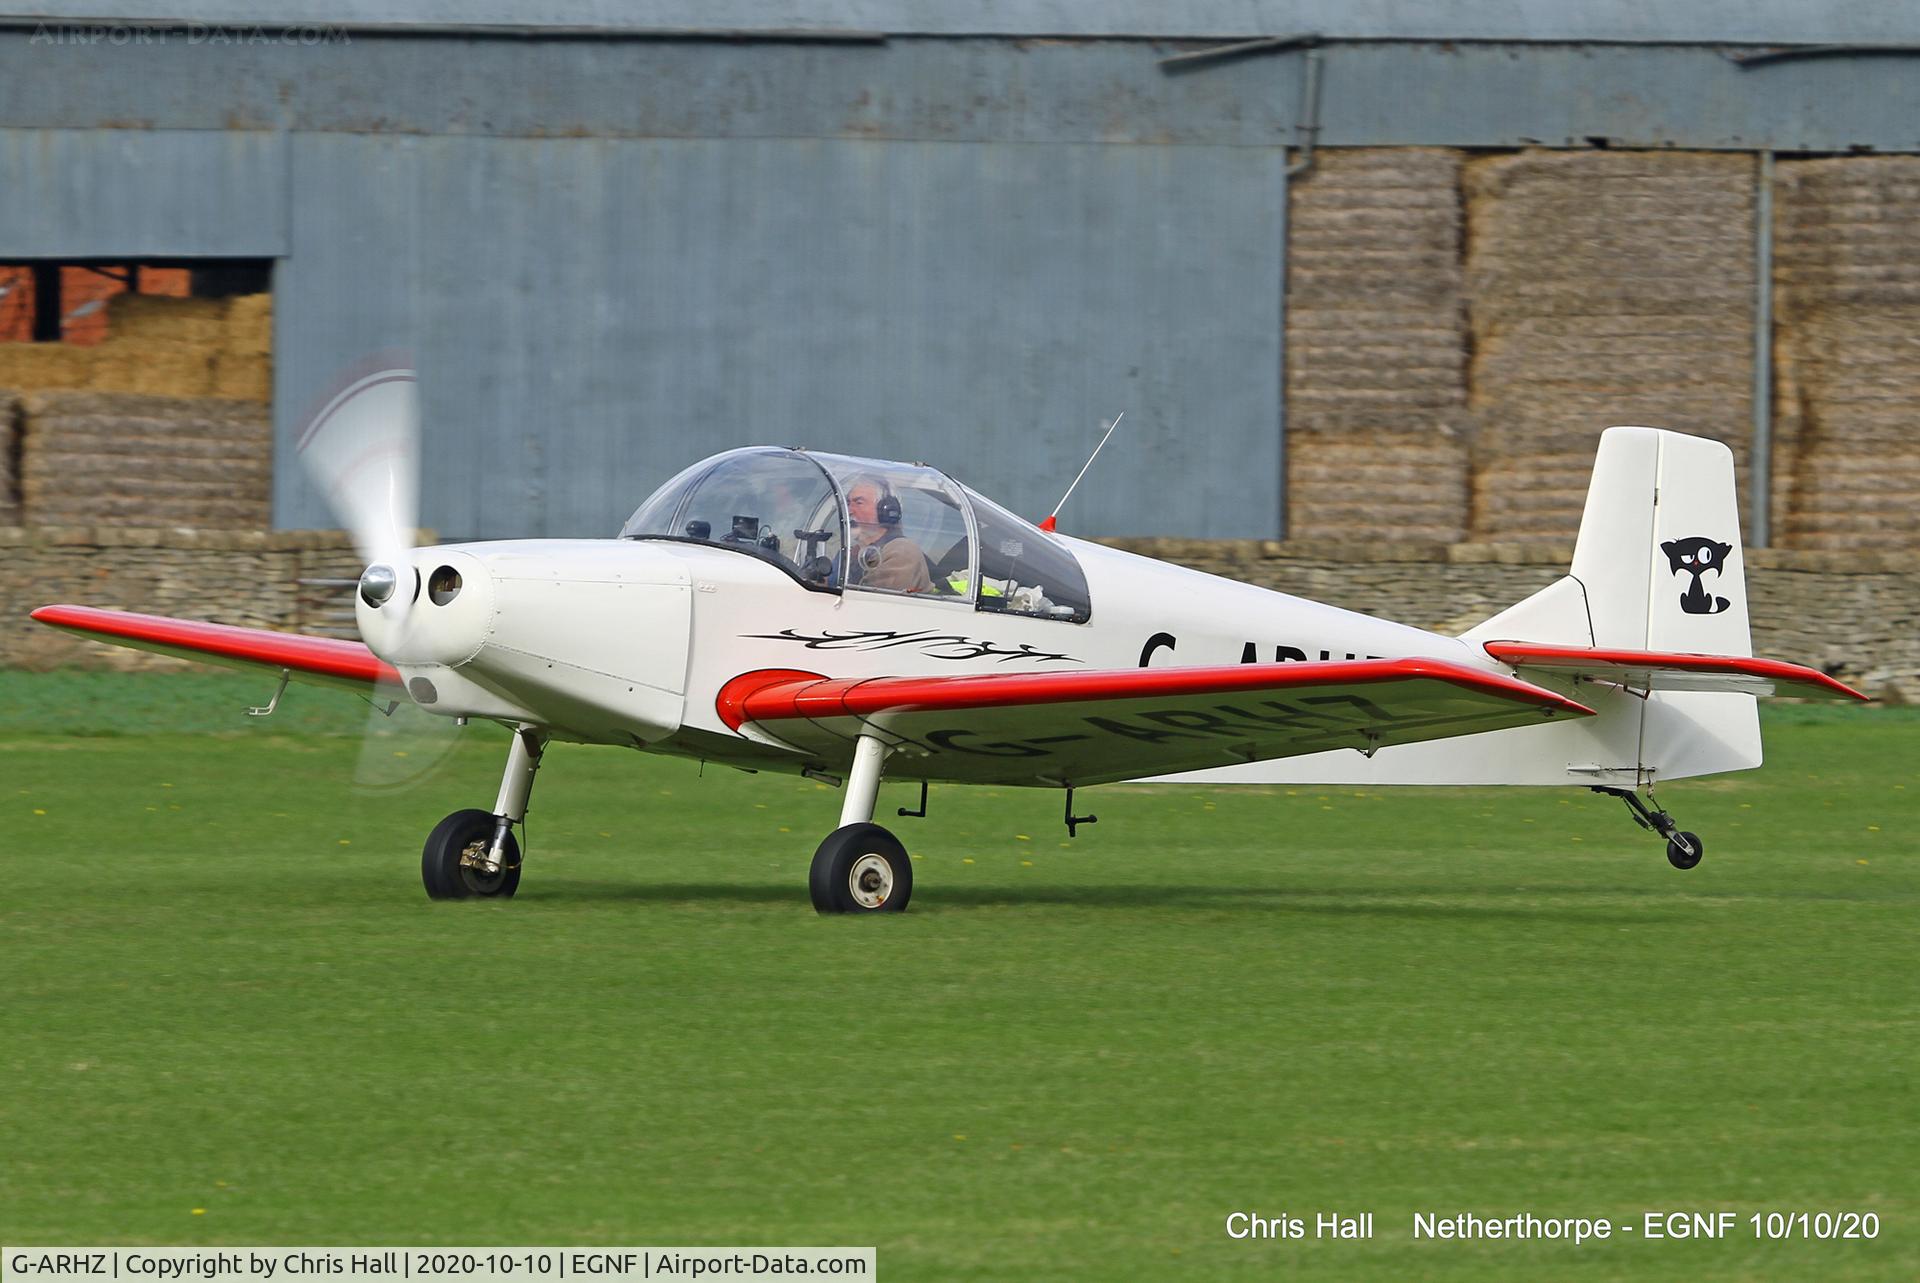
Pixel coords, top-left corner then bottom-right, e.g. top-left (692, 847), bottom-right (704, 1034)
top-left (6, 531), bottom-right (1912, 701)
top-left (0, 528), bottom-right (363, 672)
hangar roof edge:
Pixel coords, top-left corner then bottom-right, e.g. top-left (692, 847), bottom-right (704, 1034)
top-left (10, 0), bottom-right (1920, 46)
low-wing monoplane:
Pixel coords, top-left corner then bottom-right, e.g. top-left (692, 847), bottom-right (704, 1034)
top-left (34, 371), bottom-right (1865, 910)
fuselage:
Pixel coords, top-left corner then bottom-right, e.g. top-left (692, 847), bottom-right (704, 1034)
top-left (361, 533), bottom-right (1492, 779)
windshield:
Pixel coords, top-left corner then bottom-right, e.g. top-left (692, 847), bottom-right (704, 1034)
top-left (619, 448), bottom-right (1090, 620)
top-left (965, 489), bottom-right (1092, 622)
top-left (808, 453), bottom-right (975, 599)
top-left (619, 448), bottom-right (843, 588)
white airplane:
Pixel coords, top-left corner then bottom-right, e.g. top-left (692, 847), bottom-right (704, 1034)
top-left (34, 370), bottom-right (1864, 911)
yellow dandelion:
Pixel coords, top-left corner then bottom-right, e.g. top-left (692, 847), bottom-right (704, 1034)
top-left (1016, 834), bottom-right (1031, 841)
top-left (953, 1134), bottom-right (966, 1141)
top-left (191, 1208), bottom-right (205, 1216)
top-left (962, 857), bottom-right (975, 864)
top-left (1021, 860), bottom-right (1034, 867)
top-left (338, 839), bottom-right (351, 846)
top-left (778, 826), bottom-right (791, 833)
top-left (32, 808), bottom-right (46, 816)
top-left (1857, 859), bottom-right (1870, 866)
top-left (1867, 825), bottom-right (1881, 832)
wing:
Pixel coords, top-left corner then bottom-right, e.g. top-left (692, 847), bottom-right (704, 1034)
top-left (1481, 642), bottom-right (1867, 702)
top-left (32, 604), bottom-right (398, 695)
top-left (717, 659), bottom-right (1595, 787)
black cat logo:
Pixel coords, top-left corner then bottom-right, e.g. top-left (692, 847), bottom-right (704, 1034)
top-left (1661, 536), bottom-right (1734, 615)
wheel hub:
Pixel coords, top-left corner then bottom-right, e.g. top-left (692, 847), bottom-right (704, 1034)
top-left (848, 853), bottom-right (894, 909)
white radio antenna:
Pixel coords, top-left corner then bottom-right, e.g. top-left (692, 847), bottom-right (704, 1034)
top-left (1040, 412), bottom-right (1124, 533)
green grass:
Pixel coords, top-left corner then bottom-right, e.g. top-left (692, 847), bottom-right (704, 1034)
top-left (3, 671), bottom-right (1916, 1279)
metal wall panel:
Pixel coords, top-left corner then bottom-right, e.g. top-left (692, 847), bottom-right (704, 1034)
top-left (275, 134), bottom-right (1285, 540)
top-left (0, 128), bottom-right (287, 258)
top-left (9, 35), bottom-right (1920, 155)
top-left (17, 0), bottom-right (1920, 44)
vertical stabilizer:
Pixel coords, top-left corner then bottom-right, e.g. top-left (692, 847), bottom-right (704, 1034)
top-left (1466, 426), bottom-right (1760, 780)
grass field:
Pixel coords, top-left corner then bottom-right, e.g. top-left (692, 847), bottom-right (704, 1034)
top-left (3, 671), bottom-right (1915, 1280)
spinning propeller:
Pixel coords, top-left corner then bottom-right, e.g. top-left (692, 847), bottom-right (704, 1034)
top-left (295, 364), bottom-right (463, 791)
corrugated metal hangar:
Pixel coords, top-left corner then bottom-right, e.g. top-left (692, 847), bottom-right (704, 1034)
top-left (3, 1), bottom-right (1919, 540)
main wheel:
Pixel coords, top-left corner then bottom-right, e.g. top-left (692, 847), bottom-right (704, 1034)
top-left (809, 822), bottom-right (912, 914)
top-left (1666, 831), bottom-right (1703, 871)
top-left (422, 808), bottom-right (522, 900)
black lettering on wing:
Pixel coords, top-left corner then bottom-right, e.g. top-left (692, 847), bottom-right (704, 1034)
top-left (923, 729), bottom-right (1052, 758)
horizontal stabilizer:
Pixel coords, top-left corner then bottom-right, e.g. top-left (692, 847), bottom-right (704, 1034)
top-left (1483, 642), bottom-right (1866, 702)
top-left (32, 604), bottom-right (399, 693)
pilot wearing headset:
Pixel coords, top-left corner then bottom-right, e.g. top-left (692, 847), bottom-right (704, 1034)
top-left (844, 475), bottom-right (933, 593)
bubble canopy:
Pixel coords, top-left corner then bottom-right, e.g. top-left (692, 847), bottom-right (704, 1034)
top-left (619, 447), bottom-right (1091, 621)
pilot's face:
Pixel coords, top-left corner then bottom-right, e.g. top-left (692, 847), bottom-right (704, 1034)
top-left (846, 484), bottom-right (883, 532)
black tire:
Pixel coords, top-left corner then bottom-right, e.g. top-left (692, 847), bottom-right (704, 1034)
top-left (1666, 831), bottom-right (1703, 871)
top-left (809, 822), bottom-right (912, 914)
top-left (422, 808), bottom-right (522, 900)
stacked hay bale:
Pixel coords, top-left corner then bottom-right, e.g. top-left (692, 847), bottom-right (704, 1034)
top-left (86, 294), bottom-right (222, 396)
top-left (0, 340), bottom-right (94, 391)
top-left (0, 292), bottom-right (271, 401)
top-left (0, 292), bottom-right (274, 529)
top-left (1285, 149), bottom-right (1471, 543)
top-left (1464, 151), bottom-right (1755, 542)
top-left (20, 392), bottom-right (271, 527)
top-left (215, 293), bottom-right (273, 401)
top-left (1772, 157), bottom-right (1920, 551)
top-left (0, 389), bottom-right (18, 524)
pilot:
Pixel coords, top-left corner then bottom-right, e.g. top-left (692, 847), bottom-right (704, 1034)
top-left (845, 476), bottom-right (933, 593)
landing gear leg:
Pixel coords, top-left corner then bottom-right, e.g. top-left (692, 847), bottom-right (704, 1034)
top-left (1592, 785), bottom-right (1703, 871)
top-left (809, 734), bottom-right (913, 914)
top-left (422, 725), bottom-right (547, 899)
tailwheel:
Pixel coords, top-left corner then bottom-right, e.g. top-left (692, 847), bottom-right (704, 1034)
top-left (809, 822), bottom-right (912, 914)
top-left (1592, 786), bottom-right (1705, 872)
top-left (422, 807), bottom-right (521, 900)
top-left (1666, 831), bottom-right (1704, 871)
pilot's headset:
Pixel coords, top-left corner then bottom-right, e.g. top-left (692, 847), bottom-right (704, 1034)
top-left (850, 476), bottom-right (902, 526)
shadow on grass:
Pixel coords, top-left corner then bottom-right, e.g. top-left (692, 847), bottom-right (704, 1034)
top-left (540, 879), bottom-right (1692, 924)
